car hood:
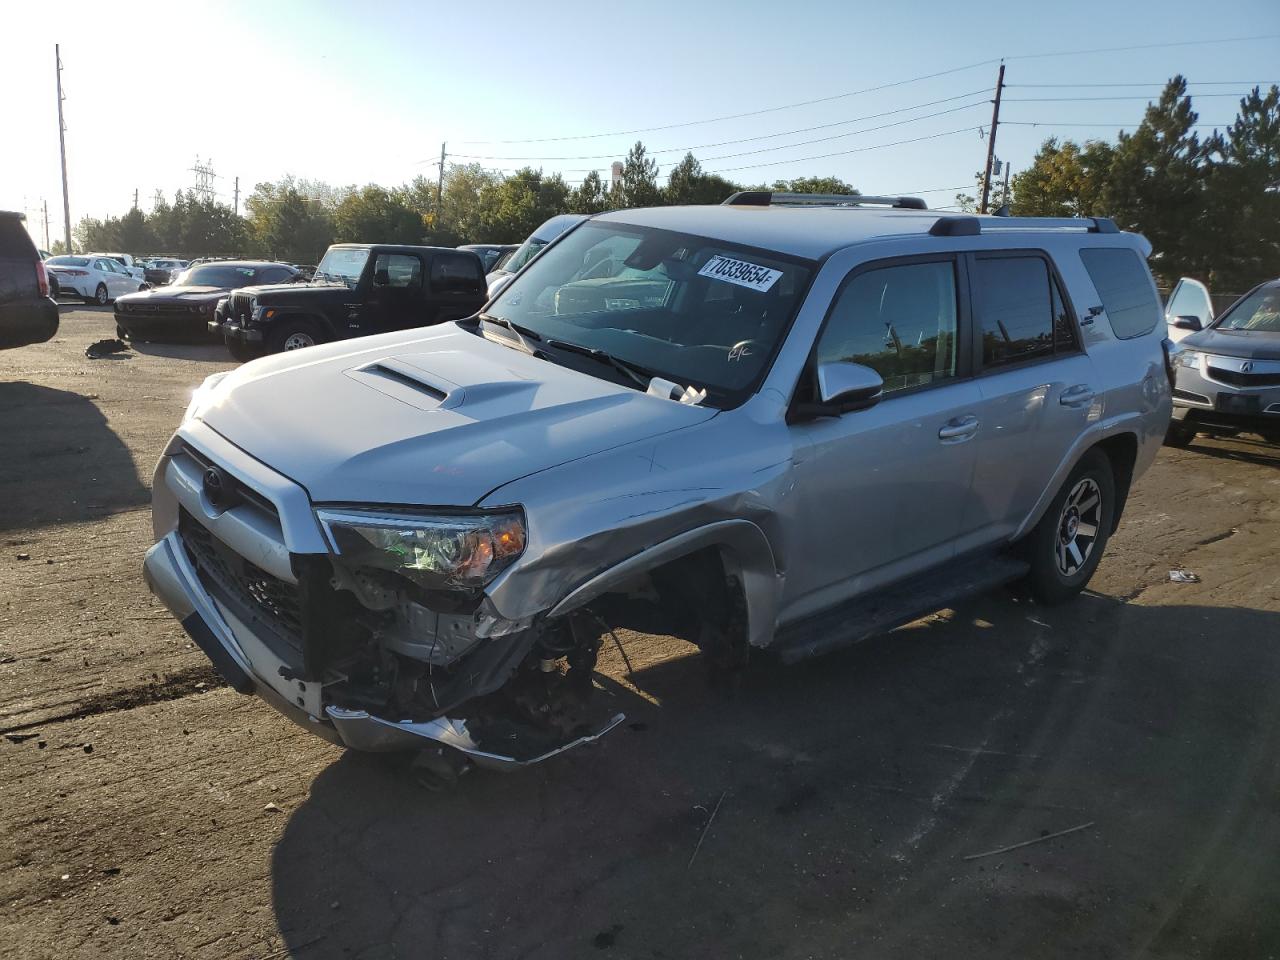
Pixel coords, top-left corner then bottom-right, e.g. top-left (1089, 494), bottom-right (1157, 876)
top-left (1182, 326), bottom-right (1280, 361)
top-left (117, 285), bottom-right (228, 304)
top-left (243, 281), bottom-right (351, 304)
top-left (199, 324), bottom-right (717, 506)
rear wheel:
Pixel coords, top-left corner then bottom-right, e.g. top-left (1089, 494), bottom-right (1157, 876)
top-left (1022, 449), bottom-right (1115, 605)
top-left (93, 283), bottom-right (109, 306)
top-left (266, 318), bottom-right (326, 355)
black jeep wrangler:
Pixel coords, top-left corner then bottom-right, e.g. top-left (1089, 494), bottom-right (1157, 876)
top-left (211, 243), bottom-right (487, 360)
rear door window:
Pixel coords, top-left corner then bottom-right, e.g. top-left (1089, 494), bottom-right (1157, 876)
top-left (973, 255), bottom-right (1075, 368)
top-left (430, 252), bottom-right (484, 293)
top-left (373, 254), bottom-right (423, 290)
top-left (0, 220), bottom-right (37, 258)
top-left (1079, 248), bottom-right (1159, 339)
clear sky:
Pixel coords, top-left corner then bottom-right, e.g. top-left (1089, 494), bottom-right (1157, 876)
top-left (2, 0), bottom-right (1277, 248)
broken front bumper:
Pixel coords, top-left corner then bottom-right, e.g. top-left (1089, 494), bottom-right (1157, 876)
top-left (143, 528), bottom-right (620, 770)
top-left (209, 320), bottom-right (263, 342)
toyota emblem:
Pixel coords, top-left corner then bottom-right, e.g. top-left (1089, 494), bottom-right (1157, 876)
top-left (202, 467), bottom-right (228, 509)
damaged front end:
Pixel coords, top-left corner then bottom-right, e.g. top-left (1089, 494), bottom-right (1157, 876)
top-left (144, 437), bottom-right (625, 771)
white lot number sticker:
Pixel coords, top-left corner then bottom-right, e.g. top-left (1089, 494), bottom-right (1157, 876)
top-left (698, 255), bottom-right (782, 293)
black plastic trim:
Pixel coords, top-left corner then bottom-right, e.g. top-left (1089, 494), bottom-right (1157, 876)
top-left (180, 612), bottom-right (255, 694)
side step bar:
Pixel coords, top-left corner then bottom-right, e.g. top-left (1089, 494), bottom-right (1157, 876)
top-left (772, 553), bottom-right (1030, 664)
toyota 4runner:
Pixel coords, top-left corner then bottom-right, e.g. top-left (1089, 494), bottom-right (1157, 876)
top-left (143, 193), bottom-right (1173, 778)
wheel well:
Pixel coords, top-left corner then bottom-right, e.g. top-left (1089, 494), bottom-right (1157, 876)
top-left (1093, 432), bottom-right (1137, 532)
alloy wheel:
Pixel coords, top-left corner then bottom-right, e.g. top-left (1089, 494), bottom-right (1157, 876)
top-left (282, 331), bottom-right (316, 350)
top-left (1056, 477), bottom-right (1102, 577)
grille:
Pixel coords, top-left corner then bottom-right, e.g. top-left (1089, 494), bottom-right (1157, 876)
top-left (177, 443), bottom-right (279, 519)
top-left (228, 292), bottom-right (254, 324)
top-left (1173, 388), bottom-right (1210, 404)
top-left (1206, 365), bottom-right (1280, 388)
top-left (179, 509), bottom-right (303, 654)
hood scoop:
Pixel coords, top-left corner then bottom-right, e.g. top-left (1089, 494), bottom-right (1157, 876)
top-left (345, 357), bottom-right (458, 411)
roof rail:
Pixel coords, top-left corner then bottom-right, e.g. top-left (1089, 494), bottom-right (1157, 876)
top-left (929, 214), bottom-right (1120, 237)
top-left (722, 191), bottom-right (928, 210)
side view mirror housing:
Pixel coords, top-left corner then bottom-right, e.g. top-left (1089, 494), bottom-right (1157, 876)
top-left (1170, 315), bottom-right (1203, 332)
top-left (816, 361), bottom-right (884, 411)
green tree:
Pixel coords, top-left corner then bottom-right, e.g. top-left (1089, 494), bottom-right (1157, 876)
top-left (570, 170), bottom-right (610, 214)
top-left (665, 153), bottom-right (739, 205)
top-left (770, 175), bottom-right (858, 195)
top-left (1107, 76), bottom-right (1209, 283)
top-left (1008, 139), bottom-right (1115, 217)
top-left (244, 178), bottom-right (334, 262)
top-left (117, 207), bottom-right (154, 252)
top-left (1200, 85), bottom-right (1280, 292)
top-left (332, 185), bottom-right (424, 245)
top-left (611, 141), bottom-right (662, 209)
top-left (482, 168), bottom-right (572, 241)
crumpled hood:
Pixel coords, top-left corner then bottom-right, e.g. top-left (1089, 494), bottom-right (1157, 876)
top-left (199, 325), bottom-right (717, 506)
top-left (1183, 326), bottom-right (1280, 361)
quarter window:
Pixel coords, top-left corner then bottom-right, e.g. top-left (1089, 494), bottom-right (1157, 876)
top-left (1079, 247), bottom-right (1159, 339)
top-left (973, 256), bottom-right (1073, 368)
top-left (431, 252), bottom-right (484, 293)
top-left (816, 260), bottom-right (959, 394)
top-left (373, 254), bottom-right (422, 289)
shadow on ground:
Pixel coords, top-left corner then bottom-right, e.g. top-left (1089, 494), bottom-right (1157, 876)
top-left (270, 594), bottom-right (1280, 959)
top-left (0, 381), bottom-right (149, 531)
top-left (128, 339), bottom-right (232, 364)
top-left (1181, 434), bottom-right (1280, 469)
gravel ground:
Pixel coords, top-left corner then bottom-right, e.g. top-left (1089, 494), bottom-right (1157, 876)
top-left (2, 305), bottom-right (1279, 960)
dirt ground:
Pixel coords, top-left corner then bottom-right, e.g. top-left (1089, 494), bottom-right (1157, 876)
top-left (2, 305), bottom-right (1279, 960)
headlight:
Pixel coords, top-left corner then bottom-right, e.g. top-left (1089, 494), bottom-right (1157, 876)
top-left (317, 509), bottom-right (526, 590)
top-left (183, 371), bottom-right (232, 423)
top-left (1175, 348), bottom-right (1200, 369)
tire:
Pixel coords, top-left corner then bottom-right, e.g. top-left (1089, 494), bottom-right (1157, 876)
top-left (266, 318), bottom-right (326, 355)
top-left (1164, 422), bottom-right (1195, 448)
top-left (93, 283), bottom-right (109, 306)
top-left (49, 277), bottom-right (59, 300)
top-left (1022, 449), bottom-right (1116, 605)
top-left (227, 339), bottom-right (262, 363)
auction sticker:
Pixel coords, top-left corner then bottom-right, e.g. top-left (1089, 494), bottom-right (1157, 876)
top-left (697, 255), bottom-right (782, 292)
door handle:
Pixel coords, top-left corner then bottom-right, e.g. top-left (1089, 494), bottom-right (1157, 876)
top-left (938, 415), bottom-right (980, 443)
top-left (1060, 384), bottom-right (1096, 408)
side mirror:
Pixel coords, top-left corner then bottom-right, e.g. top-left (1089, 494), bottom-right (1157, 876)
top-left (816, 361), bottom-right (884, 410)
top-left (373, 269), bottom-right (391, 286)
top-left (1170, 315), bottom-right (1203, 332)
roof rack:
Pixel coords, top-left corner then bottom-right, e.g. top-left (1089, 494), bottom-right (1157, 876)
top-left (722, 191), bottom-right (928, 210)
top-left (928, 215), bottom-right (1119, 237)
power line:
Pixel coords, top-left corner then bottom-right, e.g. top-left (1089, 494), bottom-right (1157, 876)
top-left (1007, 80), bottom-right (1279, 88)
top-left (449, 90), bottom-right (991, 162)
top-left (1003, 92), bottom-right (1266, 102)
top-left (457, 60), bottom-right (998, 145)
top-left (1004, 33), bottom-right (1280, 61)
top-left (1002, 119), bottom-right (1235, 128)
top-left (705, 126), bottom-right (976, 175)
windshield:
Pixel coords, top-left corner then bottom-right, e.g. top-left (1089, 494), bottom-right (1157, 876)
top-left (500, 237), bottom-right (547, 274)
top-left (485, 221), bottom-right (814, 404)
top-left (47, 256), bottom-right (89, 267)
top-left (1215, 285), bottom-right (1280, 333)
top-left (173, 264), bottom-right (270, 287)
top-left (315, 247), bottom-right (370, 287)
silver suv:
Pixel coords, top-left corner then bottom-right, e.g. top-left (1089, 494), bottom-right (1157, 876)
top-left (143, 193), bottom-right (1173, 776)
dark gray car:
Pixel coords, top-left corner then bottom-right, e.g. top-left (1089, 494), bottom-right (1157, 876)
top-left (1167, 279), bottom-right (1280, 446)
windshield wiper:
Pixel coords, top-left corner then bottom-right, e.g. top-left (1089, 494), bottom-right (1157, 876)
top-left (543, 338), bottom-right (661, 390)
top-left (479, 313), bottom-right (544, 355)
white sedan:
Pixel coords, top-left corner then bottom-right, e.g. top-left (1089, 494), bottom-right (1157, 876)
top-left (46, 255), bottom-right (147, 305)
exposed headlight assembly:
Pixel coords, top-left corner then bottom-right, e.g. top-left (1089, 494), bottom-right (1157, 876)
top-left (317, 510), bottom-right (527, 591)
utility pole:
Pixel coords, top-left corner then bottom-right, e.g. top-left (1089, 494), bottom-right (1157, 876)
top-left (42, 200), bottom-right (50, 250)
top-left (980, 61), bottom-right (1005, 215)
top-left (435, 142), bottom-right (447, 213)
top-left (233, 176), bottom-right (240, 216)
top-left (153, 188), bottom-right (163, 208)
top-left (133, 188), bottom-right (139, 210)
top-left (55, 45), bottom-right (72, 253)
top-left (189, 157), bottom-right (216, 202)
top-left (1002, 161), bottom-right (1012, 211)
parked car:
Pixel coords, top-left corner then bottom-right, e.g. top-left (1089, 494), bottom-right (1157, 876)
top-left (457, 243), bottom-right (517, 273)
top-left (46, 254), bottom-right (146, 304)
top-left (89, 252), bottom-right (146, 283)
top-left (115, 260), bottom-right (299, 342)
top-left (209, 243), bottom-right (487, 361)
top-left (144, 193), bottom-right (1172, 779)
top-left (1165, 277), bottom-right (1280, 446)
top-left (142, 257), bottom-right (188, 286)
top-left (39, 253), bottom-right (61, 299)
top-left (485, 214), bottom-right (587, 298)
top-left (0, 211), bottom-right (58, 348)
top-left (1165, 276), bottom-right (1215, 342)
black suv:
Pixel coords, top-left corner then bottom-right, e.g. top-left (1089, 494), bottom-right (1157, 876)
top-left (0, 212), bottom-right (58, 349)
top-left (211, 243), bottom-right (488, 360)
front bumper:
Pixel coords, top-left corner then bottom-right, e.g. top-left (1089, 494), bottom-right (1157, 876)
top-left (1172, 352), bottom-right (1280, 435)
top-left (211, 320), bottom-right (263, 343)
top-left (117, 309), bottom-right (218, 342)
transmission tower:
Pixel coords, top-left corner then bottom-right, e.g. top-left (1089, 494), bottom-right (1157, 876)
top-left (189, 157), bottom-right (216, 201)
